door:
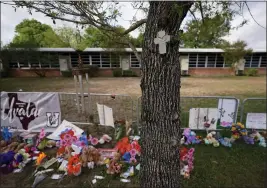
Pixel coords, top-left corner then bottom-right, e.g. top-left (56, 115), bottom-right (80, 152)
top-left (121, 56), bottom-right (130, 70)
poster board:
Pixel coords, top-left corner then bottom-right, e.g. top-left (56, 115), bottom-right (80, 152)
top-left (246, 113), bottom-right (266, 129)
top-left (97, 103), bottom-right (114, 127)
top-left (189, 108), bottom-right (218, 130)
top-left (1, 92), bottom-right (61, 132)
top-left (217, 99), bottom-right (237, 128)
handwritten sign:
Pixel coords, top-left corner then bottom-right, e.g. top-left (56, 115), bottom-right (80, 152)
top-left (1, 92), bottom-right (61, 132)
top-left (217, 99), bottom-right (237, 128)
top-left (246, 113), bottom-right (266, 129)
top-left (189, 108), bottom-right (218, 130)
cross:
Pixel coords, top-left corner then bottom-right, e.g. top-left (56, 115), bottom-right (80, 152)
top-left (154, 30), bottom-right (170, 54)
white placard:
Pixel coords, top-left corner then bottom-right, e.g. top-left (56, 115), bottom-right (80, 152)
top-left (46, 120), bottom-right (84, 140)
top-left (1, 92), bottom-right (61, 132)
top-left (217, 99), bottom-right (237, 128)
top-left (97, 103), bottom-right (114, 127)
top-left (189, 108), bottom-right (218, 130)
top-left (246, 113), bottom-right (266, 129)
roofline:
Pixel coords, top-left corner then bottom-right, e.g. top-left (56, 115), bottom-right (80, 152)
top-left (7, 47), bottom-right (266, 53)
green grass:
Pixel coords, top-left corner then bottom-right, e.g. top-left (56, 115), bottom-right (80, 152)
top-left (0, 143), bottom-right (266, 188)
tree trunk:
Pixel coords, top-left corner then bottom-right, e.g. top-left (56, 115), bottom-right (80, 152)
top-left (140, 2), bottom-right (193, 188)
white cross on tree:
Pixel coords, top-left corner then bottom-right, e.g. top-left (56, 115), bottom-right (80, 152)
top-left (154, 30), bottom-right (170, 54)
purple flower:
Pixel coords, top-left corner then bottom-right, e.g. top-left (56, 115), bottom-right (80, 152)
top-left (130, 157), bottom-right (137, 164)
top-left (64, 134), bottom-right (71, 140)
top-left (91, 138), bottom-right (99, 145)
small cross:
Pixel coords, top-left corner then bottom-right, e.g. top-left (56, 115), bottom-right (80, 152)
top-left (154, 30), bottom-right (170, 54)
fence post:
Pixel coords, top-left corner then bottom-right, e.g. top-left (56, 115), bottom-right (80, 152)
top-left (74, 75), bottom-right (80, 114)
top-left (78, 74), bottom-right (85, 113)
top-left (85, 73), bottom-right (91, 114)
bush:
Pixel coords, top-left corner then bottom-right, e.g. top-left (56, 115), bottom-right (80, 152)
top-left (246, 68), bottom-right (258, 76)
top-left (236, 70), bottom-right (244, 76)
top-left (83, 65), bottom-right (99, 77)
top-left (0, 70), bottom-right (8, 78)
top-left (61, 70), bottom-right (72, 77)
top-left (113, 69), bottom-right (122, 77)
top-left (122, 70), bottom-right (137, 77)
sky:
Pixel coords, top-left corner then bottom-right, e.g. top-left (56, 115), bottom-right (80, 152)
top-left (1, 1), bottom-right (266, 50)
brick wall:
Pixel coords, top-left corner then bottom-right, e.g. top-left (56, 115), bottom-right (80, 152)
top-left (9, 69), bottom-right (61, 77)
top-left (188, 68), bottom-right (235, 76)
top-left (244, 68), bottom-right (266, 75)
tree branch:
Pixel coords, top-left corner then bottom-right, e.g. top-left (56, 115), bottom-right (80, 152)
top-left (198, 1), bottom-right (205, 24)
top-left (128, 42), bottom-right (141, 62)
top-left (245, 2), bottom-right (266, 29)
top-left (189, 9), bottom-right (197, 21)
top-left (122, 19), bottom-right (147, 35)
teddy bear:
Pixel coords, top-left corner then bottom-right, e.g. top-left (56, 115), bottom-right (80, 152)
top-left (106, 152), bottom-right (122, 175)
top-left (204, 131), bottom-right (220, 147)
top-left (80, 146), bottom-right (102, 168)
top-left (2, 142), bottom-right (19, 153)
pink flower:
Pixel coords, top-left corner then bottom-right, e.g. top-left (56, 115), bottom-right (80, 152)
top-left (91, 138), bottom-right (99, 145)
top-left (64, 134), bottom-right (71, 140)
top-left (129, 149), bottom-right (137, 157)
top-left (39, 128), bottom-right (45, 139)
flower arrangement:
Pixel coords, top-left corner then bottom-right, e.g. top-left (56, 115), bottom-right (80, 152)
top-left (183, 128), bottom-right (201, 145)
top-left (68, 155), bottom-right (82, 176)
top-left (60, 129), bottom-right (78, 148)
top-left (180, 147), bottom-right (195, 179)
top-left (88, 134), bottom-right (112, 146)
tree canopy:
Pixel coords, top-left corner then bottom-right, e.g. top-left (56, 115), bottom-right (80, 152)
top-left (10, 19), bottom-right (67, 48)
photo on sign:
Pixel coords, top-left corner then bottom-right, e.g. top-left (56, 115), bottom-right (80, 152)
top-left (189, 108), bottom-right (218, 130)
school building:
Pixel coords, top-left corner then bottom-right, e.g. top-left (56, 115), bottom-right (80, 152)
top-left (4, 48), bottom-right (267, 77)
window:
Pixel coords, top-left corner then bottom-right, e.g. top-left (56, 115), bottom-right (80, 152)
top-left (39, 53), bottom-right (50, 68)
top-left (91, 53), bottom-right (101, 67)
top-left (251, 54), bottom-right (260, 67)
top-left (244, 55), bottom-right (251, 67)
top-left (49, 53), bottom-right (59, 68)
top-left (17, 52), bottom-right (29, 68)
top-left (260, 53), bottom-right (266, 67)
top-left (207, 54), bottom-right (216, 67)
top-left (9, 55), bottom-right (19, 68)
top-left (28, 53), bottom-right (40, 68)
top-left (70, 53), bottom-right (79, 67)
top-left (197, 54), bottom-right (206, 67)
top-left (110, 53), bottom-right (120, 68)
top-left (81, 53), bottom-right (90, 65)
top-left (101, 53), bottom-right (111, 68)
top-left (216, 54), bottom-right (224, 67)
top-left (189, 54), bottom-right (197, 67)
top-left (131, 53), bottom-right (140, 68)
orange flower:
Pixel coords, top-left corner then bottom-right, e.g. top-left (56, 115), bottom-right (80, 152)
top-left (68, 155), bottom-right (82, 175)
top-left (115, 137), bottom-right (131, 155)
top-left (36, 152), bottom-right (46, 165)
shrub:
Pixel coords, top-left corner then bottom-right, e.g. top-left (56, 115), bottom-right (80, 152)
top-left (236, 70), bottom-right (244, 76)
top-left (122, 70), bottom-right (137, 77)
top-left (0, 70), bottom-right (8, 78)
top-left (61, 70), bottom-right (72, 77)
top-left (113, 69), bottom-right (122, 77)
top-left (246, 68), bottom-right (258, 76)
top-left (83, 65), bottom-right (99, 77)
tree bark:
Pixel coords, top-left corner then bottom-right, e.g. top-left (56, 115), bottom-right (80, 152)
top-left (140, 2), bottom-right (193, 188)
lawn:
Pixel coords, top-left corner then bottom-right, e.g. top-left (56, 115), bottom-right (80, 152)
top-left (0, 76), bottom-right (266, 188)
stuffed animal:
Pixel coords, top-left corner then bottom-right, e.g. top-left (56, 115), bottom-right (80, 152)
top-left (215, 132), bottom-right (232, 147)
top-left (182, 128), bottom-right (201, 145)
top-left (14, 143), bottom-right (27, 153)
top-left (251, 131), bottom-right (266, 147)
top-left (1, 140), bottom-right (7, 147)
top-left (204, 131), bottom-right (220, 147)
top-left (80, 146), bottom-right (102, 168)
top-left (2, 142), bottom-right (19, 152)
top-left (106, 152), bottom-right (122, 175)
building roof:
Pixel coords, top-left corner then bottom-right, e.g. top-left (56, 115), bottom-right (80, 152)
top-left (9, 47), bottom-right (267, 53)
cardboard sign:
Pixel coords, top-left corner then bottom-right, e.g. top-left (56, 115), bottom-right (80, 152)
top-left (217, 99), bottom-right (237, 128)
top-left (97, 103), bottom-right (114, 127)
top-left (97, 148), bottom-right (117, 158)
top-left (46, 120), bottom-right (84, 140)
top-left (246, 113), bottom-right (266, 129)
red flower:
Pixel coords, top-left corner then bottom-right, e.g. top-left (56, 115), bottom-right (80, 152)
top-left (115, 137), bottom-right (131, 155)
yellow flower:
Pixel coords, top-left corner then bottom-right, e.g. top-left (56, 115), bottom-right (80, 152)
top-left (36, 152), bottom-right (46, 165)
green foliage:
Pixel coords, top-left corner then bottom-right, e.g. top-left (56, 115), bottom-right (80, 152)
top-left (61, 70), bottom-right (73, 77)
top-left (181, 2), bottom-right (248, 48)
top-left (246, 68), bottom-right (258, 76)
top-left (122, 70), bottom-right (137, 77)
top-left (220, 40), bottom-right (253, 67)
top-left (112, 69), bottom-right (122, 77)
top-left (82, 65), bottom-right (99, 77)
top-left (10, 19), bottom-right (67, 48)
